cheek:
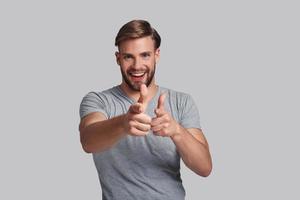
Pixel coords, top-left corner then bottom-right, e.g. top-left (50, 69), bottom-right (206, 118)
top-left (120, 65), bottom-right (128, 74)
top-left (120, 62), bottom-right (132, 70)
top-left (143, 58), bottom-right (154, 65)
top-left (148, 59), bottom-right (156, 68)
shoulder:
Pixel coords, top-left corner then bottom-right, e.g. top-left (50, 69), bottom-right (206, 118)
top-left (79, 86), bottom-right (120, 119)
top-left (81, 86), bottom-right (119, 101)
top-left (159, 86), bottom-right (193, 105)
top-left (80, 86), bottom-right (120, 113)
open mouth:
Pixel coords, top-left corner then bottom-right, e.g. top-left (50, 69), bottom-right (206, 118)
top-left (129, 72), bottom-right (146, 81)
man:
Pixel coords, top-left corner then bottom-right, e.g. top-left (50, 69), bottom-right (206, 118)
top-left (79, 19), bottom-right (212, 200)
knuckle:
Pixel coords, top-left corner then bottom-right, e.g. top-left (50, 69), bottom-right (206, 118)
top-left (145, 124), bottom-right (151, 131)
top-left (141, 114), bottom-right (151, 123)
top-left (161, 129), bottom-right (167, 135)
top-left (129, 127), bottom-right (135, 133)
top-left (146, 117), bottom-right (152, 124)
top-left (165, 115), bottom-right (170, 121)
top-left (128, 121), bottom-right (135, 127)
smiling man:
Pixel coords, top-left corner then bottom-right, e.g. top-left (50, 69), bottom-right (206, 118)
top-left (79, 19), bottom-right (212, 200)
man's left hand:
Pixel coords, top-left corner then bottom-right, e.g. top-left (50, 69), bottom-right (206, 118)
top-left (151, 93), bottom-right (179, 137)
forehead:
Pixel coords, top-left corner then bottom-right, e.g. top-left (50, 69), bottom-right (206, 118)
top-left (118, 36), bottom-right (155, 53)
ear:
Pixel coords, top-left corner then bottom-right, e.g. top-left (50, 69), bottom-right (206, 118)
top-left (155, 48), bottom-right (160, 63)
top-left (115, 51), bottom-right (120, 65)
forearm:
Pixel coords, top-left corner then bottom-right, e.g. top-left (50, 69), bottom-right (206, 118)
top-left (171, 125), bottom-right (212, 177)
top-left (80, 114), bottom-right (127, 153)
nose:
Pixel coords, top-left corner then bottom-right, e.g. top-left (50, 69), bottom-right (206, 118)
top-left (132, 58), bottom-right (142, 69)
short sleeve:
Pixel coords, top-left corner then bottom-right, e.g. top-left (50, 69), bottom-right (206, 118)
top-left (179, 94), bottom-right (201, 130)
top-left (79, 92), bottom-right (109, 119)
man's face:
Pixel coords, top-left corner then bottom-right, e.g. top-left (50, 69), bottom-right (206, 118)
top-left (116, 36), bottom-right (160, 91)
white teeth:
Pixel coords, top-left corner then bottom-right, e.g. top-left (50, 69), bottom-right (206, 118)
top-left (131, 72), bottom-right (145, 77)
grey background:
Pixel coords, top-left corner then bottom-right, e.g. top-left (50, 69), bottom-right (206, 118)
top-left (1, 0), bottom-right (299, 199)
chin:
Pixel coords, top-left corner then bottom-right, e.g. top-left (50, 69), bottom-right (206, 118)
top-left (131, 82), bottom-right (145, 91)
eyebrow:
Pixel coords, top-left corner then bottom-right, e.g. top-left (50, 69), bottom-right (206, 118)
top-left (121, 53), bottom-right (133, 56)
top-left (140, 51), bottom-right (152, 55)
top-left (121, 51), bottom-right (152, 56)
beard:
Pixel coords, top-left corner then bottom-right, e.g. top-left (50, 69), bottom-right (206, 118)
top-left (121, 64), bottom-right (156, 91)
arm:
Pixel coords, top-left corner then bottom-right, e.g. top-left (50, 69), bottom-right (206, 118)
top-left (151, 93), bottom-right (212, 177)
top-left (79, 112), bottom-right (127, 153)
top-left (171, 127), bottom-right (212, 177)
top-left (79, 84), bottom-right (152, 153)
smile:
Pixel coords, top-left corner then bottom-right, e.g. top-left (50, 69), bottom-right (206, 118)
top-left (129, 72), bottom-right (146, 78)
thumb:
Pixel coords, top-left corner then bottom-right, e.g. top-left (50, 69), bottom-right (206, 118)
top-left (137, 84), bottom-right (149, 106)
top-left (157, 92), bottom-right (167, 110)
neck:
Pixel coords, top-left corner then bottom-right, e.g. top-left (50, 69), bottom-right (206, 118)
top-left (120, 80), bottom-right (158, 102)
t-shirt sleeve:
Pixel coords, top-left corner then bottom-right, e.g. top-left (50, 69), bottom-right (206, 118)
top-left (79, 92), bottom-right (109, 119)
top-left (179, 94), bottom-right (201, 130)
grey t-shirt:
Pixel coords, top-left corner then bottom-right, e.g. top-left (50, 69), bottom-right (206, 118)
top-left (79, 85), bottom-right (201, 200)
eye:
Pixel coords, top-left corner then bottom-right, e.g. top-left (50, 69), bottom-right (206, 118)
top-left (123, 54), bottom-right (132, 60)
top-left (141, 53), bottom-right (151, 59)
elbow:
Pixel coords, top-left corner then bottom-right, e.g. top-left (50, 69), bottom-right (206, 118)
top-left (200, 167), bottom-right (212, 177)
top-left (81, 143), bottom-right (93, 154)
top-left (81, 140), bottom-right (93, 153)
top-left (199, 156), bottom-right (213, 177)
top-left (80, 130), bottom-right (98, 153)
top-left (195, 163), bottom-right (213, 177)
top-left (80, 135), bottom-right (106, 154)
top-left (81, 142), bottom-right (108, 154)
top-left (80, 135), bottom-right (93, 154)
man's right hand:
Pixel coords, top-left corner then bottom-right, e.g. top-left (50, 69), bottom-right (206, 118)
top-left (124, 84), bottom-right (152, 136)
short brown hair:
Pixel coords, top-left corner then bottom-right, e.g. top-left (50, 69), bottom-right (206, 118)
top-left (115, 19), bottom-right (161, 49)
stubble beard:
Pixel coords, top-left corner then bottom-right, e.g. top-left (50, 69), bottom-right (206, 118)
top-left (121, 65), bottom-right (156, 91)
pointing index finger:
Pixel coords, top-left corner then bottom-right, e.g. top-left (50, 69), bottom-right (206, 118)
top-left (157, 92), bottom-right (167, 110)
